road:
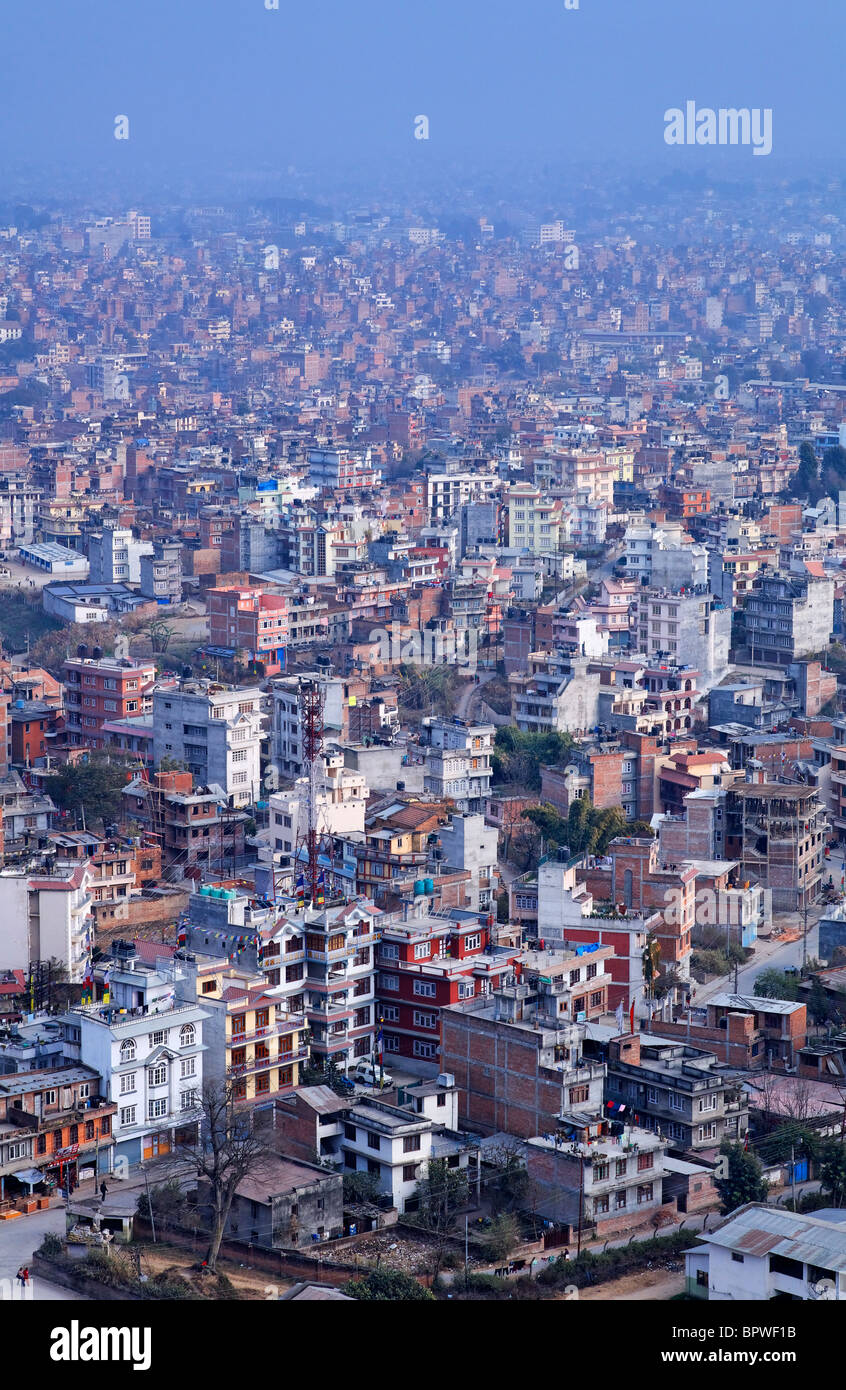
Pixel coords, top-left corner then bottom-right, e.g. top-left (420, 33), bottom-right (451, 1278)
top-left (0, 1204), bottom-right (82, 1301)
top-left (696, 917), bottom-right (822, 1004)
top-left (456, 668), bottom-right (497, 722)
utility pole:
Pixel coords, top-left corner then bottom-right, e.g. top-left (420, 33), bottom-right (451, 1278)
top-left (576, 1149), bottom-right (585, 1257)
top-left (790, 1144), bottom-right (797, 1212)
top-left (802, 902), bottom-right (809, 971)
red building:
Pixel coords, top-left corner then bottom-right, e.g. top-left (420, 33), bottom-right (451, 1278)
top-left (62, 652), bottom-right (157, 749)
top-left (376, 905), bottom-right (521, 1065)
top-left (207, 585), bottom-right (289, 673)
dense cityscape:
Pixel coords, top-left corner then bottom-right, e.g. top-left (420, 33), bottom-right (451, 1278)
top-left (0, 0), bottom-right (843, 1362)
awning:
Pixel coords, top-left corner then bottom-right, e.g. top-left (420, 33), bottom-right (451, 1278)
top-left (12, 1169), bottom-right (45, 1187)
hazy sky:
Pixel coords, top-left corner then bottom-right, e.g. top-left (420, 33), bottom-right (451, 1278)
top-left (1, 0), bottom-right (842, 188)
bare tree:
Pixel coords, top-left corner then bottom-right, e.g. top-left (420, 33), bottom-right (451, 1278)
top-left (178, 1079), bottom-right (274, 1273)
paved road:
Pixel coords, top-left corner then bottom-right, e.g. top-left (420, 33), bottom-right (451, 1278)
top-left (696, 916), bottom-right (822, 1004)
top-left (0, 1204), bottom-right (83, 1301)
top-left (456, 668), bottom-right (497, 723)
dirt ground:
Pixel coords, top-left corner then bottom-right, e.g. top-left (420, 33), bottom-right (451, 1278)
top-left (575, 1267), bottom-right (685, 1301)
top-left (139, 1243), bottom-right (295, 1299)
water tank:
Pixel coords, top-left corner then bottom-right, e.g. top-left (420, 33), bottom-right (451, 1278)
top-left (200, 885), bottom-right (212, 897)
top-left (413, 880), bottom-right (426, 896)
top-left (76, 644), bottom-right (88, 659)
top-left (437, 1072), bottom-right (455, 1088)
top-left (92, 646), bottom-right (103, 660)
top-left (225, 889), bottom-right (237, 900)
top-left (424, 878), bottom-right (434, 894)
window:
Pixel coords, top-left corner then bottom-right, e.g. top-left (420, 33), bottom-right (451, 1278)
top-left (180, 1057), bottom-right (196, 1078)
top-left (668, 1092), bottom-right (685, 1112)
top-left (381, 1005), bottom-right (399, 1022)
top-left (366, 1131), bottom-right (380, 1151)
top-left (569, 1085), bottom-right (589, 1105)
top-left (150, 1030), bottom-right (167, 1047)
top-left (119, 1039), bottom-right (136, 1063)
top-left (615, 1190), bottom-right (627, 1209)
top-left (697, 1123), bottom-right (717, 1142)
top-left (78, 1083), bottom-right (90, 1099)
top-left (180, 1090), bottom-right (198, 1111)
top-left (380, 943), bottom-right (399, 960)
top-left (413, 1010), bottom-right (437, 1029)
top-left (464, 934), bottom-right (481, 951)
top-left (587, 963), bottom-right (597, 980)
top-left (120, 1072), bottom-right (136, 1094)
top-left (413, 1040), bottom-right (437, 1058)
top-left (148, 1099), bottom-right (168, 1120)
top-left (413, 942), bottom-right (429, 960)
top-left (593, 1163), bottom-right (609, 1182)
top-left (637, 1152), bottom-right (653, 1172)
top-left (594, 1195), bottom-right (609, 1215)
top-left (379, 974), bottom-right (399, 992)
top-left (179, 1024), bottom-right (195, 1047)
top-left (232, 1015), bottom-right (246, 1036)
top-left (344, 1124), bottom-right (357, 1142)
top-left (731, 1252), bottom-right (745, 1264)
top-left (403, 1163), bottom-right (417, 1182)
top-left (698, 1094), bottom-right (717, 1112)
top-left (367, 1160), bottom-right (381, 1176)
top-left (403, 1135), bottom-right (420, 1153)
top-left (413, 980), bottom-right (436, 998)
top-left (636, 1184), bottom-right (654, 1204)
top-left (120, 1106), bottom-right (136, 1126)
top-left (148, 1064), bottom-right (167, 1087)
top-left (615, 1159), bottom-right (627, 1177)
top-left (590, 992), bottom-right (602, 1008)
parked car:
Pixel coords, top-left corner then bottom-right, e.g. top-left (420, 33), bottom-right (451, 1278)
top-left (353, 1060), bottom-right (393, 1088)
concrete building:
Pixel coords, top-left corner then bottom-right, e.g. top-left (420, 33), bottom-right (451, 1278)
top-left (510, 652), bottom-right (602, 736)
top-left (223, 1155), bottom-right (343, 1247)
top-left (139, 539), bottom-right (182, 604)
top-left (436, 812), bottom-right (499, 913)
top-left (0, 860), bottom-right (93, 983)
top-left (744, 571), bottom-right (835, 667)
top-left (61, 942), bottom-right (207, 1164)
top-left (63, 651), bottom-right (156, 750)
top-left (686, 1204), bottom-right (846, 1301)
top-left (420, 718), bottom-right (494, 814)
top-left (526, 1122), bottom-right (669, 1240)
top-left (152, 682), bottom-right (263, 808)
top-left (87, 526), bottom-right (152, 585)
top-left (634, 586), bottom-right (731, 690)
top-left (726, 768), bottom-right (827, 911)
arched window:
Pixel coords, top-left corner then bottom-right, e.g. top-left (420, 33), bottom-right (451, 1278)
top-left (179, 1024), bottom-right (195, 1048)
top-left (120, 1038), bottom-right (136, 1063)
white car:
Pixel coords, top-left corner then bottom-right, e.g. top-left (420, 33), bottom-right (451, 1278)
top-left (353, 1060), bottom-right (393, 1088)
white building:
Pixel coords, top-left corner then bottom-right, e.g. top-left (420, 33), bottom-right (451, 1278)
top-left (88, 526), bottom-right (152, 585)
top-left (339, 1087), bottom-right (472, 1213)
top-left (61, 943), bottom-right (207, 1166)
top-left (623, 521), bottom-right (709, 589)
top-left (153, 682), bottom-right (263, 807)
top-left (437, 813), bottom-right (499, 912)
top-left (420, 718), bottom-right (494, 814)
top-left (686, 1204), bottom-right (846, 1301)
top-left (0, 861), bottom-right (93, 983)
top-left (267, 749), bottom-right (367, 854)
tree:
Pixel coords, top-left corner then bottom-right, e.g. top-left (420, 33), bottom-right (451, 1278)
top-left (50, 753), bottom-right (136, 831)
top-left (819, 1141), bottom-right (846, 1208)
top-left (345, 1268), bottom-right (434, 1301)
top-left (753, 967), bottom-right (799, 1001)
top-left (714, 1140), bottom-right (769, 1215)
top-left (807, 975), bottom-right (836, 1027)
top-left (482, 1212), bottom-right (521, 1262)
top-left (410, 1159), bottom-right (469, 1276)
top-left (788, 440), bottom-right (821, 502)
top-left (178, 1079), bottom-right (274, 1273)
top-left (342, 1171), bottom-right (383, 1205)
top-left (485, 1138), bottom-right (529, 1215)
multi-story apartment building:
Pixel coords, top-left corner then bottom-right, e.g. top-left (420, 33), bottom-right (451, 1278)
top-left (526, 1123), bottom-right (668, 1239)
top-left (258, 899), bottom-right (380, 1070)
top-left (207, 585), bottom-right (289, 673)
top-left (0, 859), bottom-right (93, 983)
top-left (0, 1065), bottom-right (116, 1194)
top-left (308, 447), bottom-right (382, 492)
top-left (505, 481), bottom-right (563, 553)
top-left (376, 898), bottom-right (521, 1068)
top-left (61, 942), bottom-right (207, 1164)
top-left (441, 965), bottom-right (608, 1137)
top-left (152, 682), bottom-right (263, 808)
top-left (87, 526), bottom-right (151, 585)
top-left (267, 749), bottom-right (367, 856)
top-left (744, 571), bottom-right (835, 667)
top-left (726, 767), bottom-right (827, 911)
top-left (427, 471), bottom-right (497, 524)
top-left (510, 651), bottom-right (602, 735)
top-left (122, 771), bottom-right (248, 871)
top-left (139, 538), bottom-right (182, 604)
top-left (623, 521), bottom-right (708, 588)
top-left (602, 1031), bottom-right (748, 1155)
top-left (420, 717), bottom-right (493, 813)
top-left (179, 959), bottom-right (307, 1106)
top-left (634, 586), bottom-right (730, 689)
top-left (63, 651), bottom-right (156, 749)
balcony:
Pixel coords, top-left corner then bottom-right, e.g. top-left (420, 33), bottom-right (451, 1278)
top-left (227, 1045), bottom-right (309, 1078)
top-left (228, 1020), bottom-right (302, 1046)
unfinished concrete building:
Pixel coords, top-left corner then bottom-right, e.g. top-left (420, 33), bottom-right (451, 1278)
top-left (727, 767), bottom-right (826, 912)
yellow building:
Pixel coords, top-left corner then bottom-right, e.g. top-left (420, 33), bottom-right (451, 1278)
top-left (196, 962), bottom-right (308, 1104)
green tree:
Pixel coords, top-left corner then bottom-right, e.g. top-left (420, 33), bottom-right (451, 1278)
top-left (714, 1140), bottom-right (769, 1215)
top-left (411, 1159), bottom-right (469, 1276)
top-left (807, 975), bottom-right (835, 1026)
top-left (345, 1268), bottom-right (434, 1301)
top-left (819, 1141), bottom-right (846, 1207)
top-left (753, 967), bottom-right (799, 1001)
top-left (482, 1212), bottom-right (521, 1262)
top-left (342, 1171), bottom-right (384, 1205)
top-left (50, 753), bottom-right (136, 830)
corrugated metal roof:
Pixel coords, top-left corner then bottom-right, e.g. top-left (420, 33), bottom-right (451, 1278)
top-left (706, 1205), bottom-right (846, 1272)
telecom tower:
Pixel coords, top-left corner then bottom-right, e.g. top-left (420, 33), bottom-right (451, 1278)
top-left (297, 677), bottom-right (326, 906)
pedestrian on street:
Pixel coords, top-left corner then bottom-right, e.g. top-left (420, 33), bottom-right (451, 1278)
top-left (22, 1267), bottom-right (30, 1287)
top-left (100, 1179), bottom-right (107, 1201)
top-left (15, 1267), bottom-right (25, 1291)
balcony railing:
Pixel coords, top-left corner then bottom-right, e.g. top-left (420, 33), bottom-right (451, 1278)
top-left (229, 1020), bottom-right (302, 1046)
top-left (227, 1046), bottom-right (309, 1077)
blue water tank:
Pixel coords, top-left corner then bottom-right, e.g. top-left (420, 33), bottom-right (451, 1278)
top-left (424, 878), bottom-right (435, 894)
top-left (413, 880), bottom-right (426, 895)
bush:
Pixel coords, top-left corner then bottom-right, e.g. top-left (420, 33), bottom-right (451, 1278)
top-left (345, 1268), bottom-right (434, 1301)
top-left (38, 1233), bottom-right (65, 1258)
top-left (537, 1231), bottom-right (696, 1290)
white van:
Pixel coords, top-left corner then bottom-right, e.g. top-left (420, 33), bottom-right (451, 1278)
top-left (353, 1059), bottom-right (393, 1087)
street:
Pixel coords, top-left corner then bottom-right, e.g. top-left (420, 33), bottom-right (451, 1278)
top-left (0, 1204), bottom-right (81, 1301)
